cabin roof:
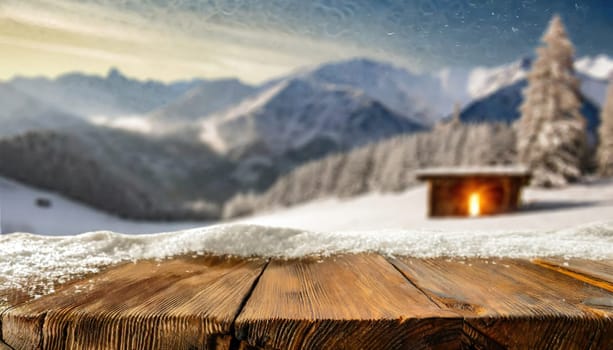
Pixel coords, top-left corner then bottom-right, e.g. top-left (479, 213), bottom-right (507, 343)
top-left (415, 166), bottom-right (531, 180)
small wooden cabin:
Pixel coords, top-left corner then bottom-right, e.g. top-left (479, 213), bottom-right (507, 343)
top-left (416, 166), bottom-right (531, 217)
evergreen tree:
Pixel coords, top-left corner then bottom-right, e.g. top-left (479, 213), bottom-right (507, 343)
top-left (223, 123), bottom-right (517, 218)
top-left (517, 15), bottom-right (587, 187)
top-left (598, 76), bottom-right (613, 176)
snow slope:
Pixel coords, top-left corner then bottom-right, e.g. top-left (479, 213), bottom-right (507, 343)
top-left (0, 177), bottom-right (200, 235)
top-left (3, 174), bottom-right (613, 235)
top-left (238, 179), bottom-right (613, 232)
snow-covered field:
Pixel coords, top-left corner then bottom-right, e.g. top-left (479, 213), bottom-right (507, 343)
top-left (2, 175), bottom-right (613, 235)
top-left (238, 178), bottom-right (613, 232)
top-left (0, 176), bottom-right (200, 235)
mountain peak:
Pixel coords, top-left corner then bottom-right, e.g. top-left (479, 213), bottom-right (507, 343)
top-left (107, 67), bottom-right (125, 81)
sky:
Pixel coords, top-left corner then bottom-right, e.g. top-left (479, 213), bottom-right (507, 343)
top-left (1, 0), bottom-right (612, 83)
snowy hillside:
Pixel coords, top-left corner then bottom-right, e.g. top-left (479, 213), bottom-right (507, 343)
top-left (0, 177), bottom-right (198, 235)
top-left (3, 172), bottom-right (612, 236)
top-left (238, 178), bottom-right (613, 232)
top-left (200, 77), bottom-right (426, 157)
top-left (0, 126), bottom-right (235, 220)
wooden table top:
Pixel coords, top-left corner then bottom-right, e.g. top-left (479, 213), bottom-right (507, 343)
top-left (1, 254), bottom-right (611, 349)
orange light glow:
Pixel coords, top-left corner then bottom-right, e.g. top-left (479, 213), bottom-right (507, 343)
top-left (469, 192), bottom-right (480, 217)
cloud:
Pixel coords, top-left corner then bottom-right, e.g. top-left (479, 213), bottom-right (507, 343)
top-left (0, 0), bottom-right (151, 43)
top-left (0, 36), bottom-right (143, 64)
top-left (0, 0), bottom-right (421, 83)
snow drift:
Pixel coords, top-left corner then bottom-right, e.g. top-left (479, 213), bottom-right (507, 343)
top-left (1, 222), bottom-right (612, 300)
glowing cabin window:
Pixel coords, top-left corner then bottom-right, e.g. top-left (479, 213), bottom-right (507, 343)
top-left (468, 192), bottom-right (480, 217)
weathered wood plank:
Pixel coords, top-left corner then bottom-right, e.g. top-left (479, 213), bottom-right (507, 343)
top-left (2, 255), bottom-right (266, 350)
top-left (0, 269), bottom-right (112, 348)
top-left (0, 339), bottom-right (13, 350)
top-left (3, 254), bottom-right (613, 349)
top-left (0, 288), bottom-right (27, 314)
top-left (391, 257), bottom-right (613, 349)
top-left (0, 279), bottom-right (49, 350)
top-left (235, 254), bottom-right (461, 349)
top-left (534, 258), bottom-right (613, 292)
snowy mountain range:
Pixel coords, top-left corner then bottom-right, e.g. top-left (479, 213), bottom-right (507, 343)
top-left (0, 54), bottom-right (611, 219)
top-left (306, 58), bottom-right (453, 124)
top-left (8, 69), bottom-right (201, 119)
top-left (0, 84), bottom-right (88, 137)
top-left (2, 54), bottom-right (610, 140)
top-left (150, 78), bottom-right (257, 124)
top-left (199, 76), bottom-right (426, 159)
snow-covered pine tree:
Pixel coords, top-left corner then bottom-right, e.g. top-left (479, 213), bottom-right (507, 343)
top-left (516, 14), bottom-right (588, 187)
top-left (598, 75), bottom-right (613, 176)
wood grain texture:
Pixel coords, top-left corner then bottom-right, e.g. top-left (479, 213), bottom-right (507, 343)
top-left (391, 257), bottom-right (613, 349)
top-left (534, 258), bottom-right (613, 292)
top-left (0, 270), bottom-right (111, 348)
top-left (2, 255), bottom-right (266, 350)
top-left (2, 254), bottom-right (613, 349)
top-left (235, 254), bottom-right (461, 350)
top-left (0, 339), bottom-right (13, 350)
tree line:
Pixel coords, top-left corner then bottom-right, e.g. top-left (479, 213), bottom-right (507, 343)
top-left (223, 122), bottom-right (516, 218)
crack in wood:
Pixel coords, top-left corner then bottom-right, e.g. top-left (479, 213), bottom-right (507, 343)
top-left (0, 339), bottom-right (15, 350)
top-left (386, 256), bottom-right (448, 310)
top-left (229, 259), bottom-right (270, 350)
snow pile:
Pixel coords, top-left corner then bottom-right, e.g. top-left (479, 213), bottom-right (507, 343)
top-left (1, 222), bottom-right (612, 299)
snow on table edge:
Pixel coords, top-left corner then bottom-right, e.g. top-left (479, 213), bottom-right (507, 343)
top-left (1, 221), bottom-right (612, 301)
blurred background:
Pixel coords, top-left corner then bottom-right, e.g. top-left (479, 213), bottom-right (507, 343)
top-left (0, 0), bottom-right (612, 235)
